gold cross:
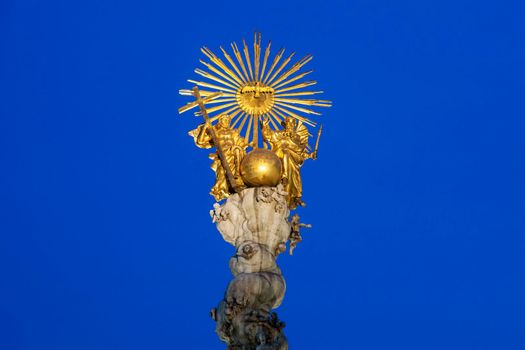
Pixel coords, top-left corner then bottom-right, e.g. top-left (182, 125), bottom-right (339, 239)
top-left (179, 87), bottom-right (243, 195)
top-left (178, 89), bottom-right (223, 116)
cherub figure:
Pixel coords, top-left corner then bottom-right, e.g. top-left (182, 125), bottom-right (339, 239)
top-left (210, 203), bottom-right (229, 223)
top-left (289, 213), bottom-right (312, 255)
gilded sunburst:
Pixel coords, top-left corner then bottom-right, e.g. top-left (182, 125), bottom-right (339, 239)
top-left (179, 33), bottom-right (331, 147)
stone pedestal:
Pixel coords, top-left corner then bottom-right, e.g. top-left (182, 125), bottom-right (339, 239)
top-left (210, 186), bottom-right (291, 350)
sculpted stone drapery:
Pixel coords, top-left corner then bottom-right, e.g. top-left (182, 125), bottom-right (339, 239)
top-left (210, 186), bottom-right (294, 349)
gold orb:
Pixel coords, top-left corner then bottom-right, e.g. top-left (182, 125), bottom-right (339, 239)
top-left (240, 149), bottom-right (282, 187)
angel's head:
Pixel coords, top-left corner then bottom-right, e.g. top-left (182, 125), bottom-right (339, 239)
top-left (217, 114), bottom-right (231, 129)
top-left (281, 117), bottom-right (296, 132)
top-left (230, 241), bottom-right (277, 275)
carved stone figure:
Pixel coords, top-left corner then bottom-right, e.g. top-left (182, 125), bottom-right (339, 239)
top-left (210, 203), bottom-right (222, 223)
top-left (213, 241), bottom-right (287, 349)
top-left (289, 213), bottom-right (312, 255)
top-left (210, 187), bottom-right (292, 349)
top-left (214, 187), bottom-right (290, 251)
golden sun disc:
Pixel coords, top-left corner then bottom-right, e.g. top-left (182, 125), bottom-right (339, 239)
top-left (180, 32), bottom-right (331, 147)
top-left (236, 82), bottom-right (275, 116)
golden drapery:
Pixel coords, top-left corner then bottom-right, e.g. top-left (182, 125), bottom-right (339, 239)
top-left (262, 119), bottom-right (310, 209)
top-left (189, 122), bottom-right (247, 201)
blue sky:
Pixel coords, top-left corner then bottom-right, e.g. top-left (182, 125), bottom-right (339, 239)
top-left (1, 0), bottom-right (525, 349)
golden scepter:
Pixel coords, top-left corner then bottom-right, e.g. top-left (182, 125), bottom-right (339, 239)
top-left (311, 124), bottom-right (323, 160)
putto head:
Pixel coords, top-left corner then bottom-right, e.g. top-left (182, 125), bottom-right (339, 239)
top-left (217, 113), bottom-right (231, 128)
top-left (281, 117), bottom-right (296, 131)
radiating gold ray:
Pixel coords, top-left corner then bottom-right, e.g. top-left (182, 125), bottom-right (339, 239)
top-left (178, 91), bottom-right (223, 114)
top-left (274, 98), bottom-right (332, 107)
top-left (188, 80), bottom-right (237, 93)
top-left (195, 105), bottom-right (238, 118)
top-left (231, 42), bottom-right (251, 82)
top-left (220, 46), bottom-right (247, 84)
top-left (194, 69), bottom-right (239, 90)
top-left (225, 105), bottom-right (241, 114)
top-left (229, 109), bottom-right (243, 126)
top-left (242, 39), bottom-right (254, 81)
top-left (201, 47), bottom-right (244, 86)
top-left (268, 110), bottom-right (283, 124)
top-left (253, 114), bottom-right (259, 147)
top-left (272, 108), bottom-right (287, 121)
top-left (253, 33), bottom-right (261, 81)
top-left (235, 112), bottom-right (249, 130)
top-left (275, 80), bottom-right (317, 93)
top-left (259, 41), bottom-right (271, 82)
top-left (244, 115), bottom-right (254, 143)
top-left (231, 114), bottom-right (243, 129)
top-left (274, 101), bottom-right (321, 115)
top-left (215, 105), bottom-right (240, 117)
top-left (266, 52), bottom-right (295, 85)
top-left (273, 70), bottom-right (313, 90)
top-left (204, 98), bottom-right (237, 105)
top-left (271, 55), bottom-right (313, 87)
top-left (182, 34), bottom-right (331, 145)
top-left (267, 112), bottom-right (280, 130)
top-left (274, 106), bottom-right (317, 127)
top-left (199, 60), bottom-right (241, 87)
top-left (274, 90), bottom-right (323, 97)
top-left (179, 89), bottom-right (235, 97)
top-left (262, 48), bottom-right (285, 84)
top-left (204, 102), bottom-right (238, 114)
top-left (209, 107), bottom-right (241, 122)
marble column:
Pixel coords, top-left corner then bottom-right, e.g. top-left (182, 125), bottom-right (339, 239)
top-left (210, 186), bottom-right (292, 350)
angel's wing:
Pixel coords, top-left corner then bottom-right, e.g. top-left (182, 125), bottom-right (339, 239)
top-left (295, 122), bottom-right (311, 149)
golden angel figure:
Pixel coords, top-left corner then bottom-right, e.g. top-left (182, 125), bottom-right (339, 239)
top-left (261, 116), bottom-right (313, 209)
top-left (189, 114), bottom-right (247, 201)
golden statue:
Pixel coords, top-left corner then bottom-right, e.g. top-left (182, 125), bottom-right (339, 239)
top-left (261, 116), bottom-right (314, 209)
top-left (190, 113), bottom-right (247, 201)
top-left (179, 33), bottom-right (331, 207)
